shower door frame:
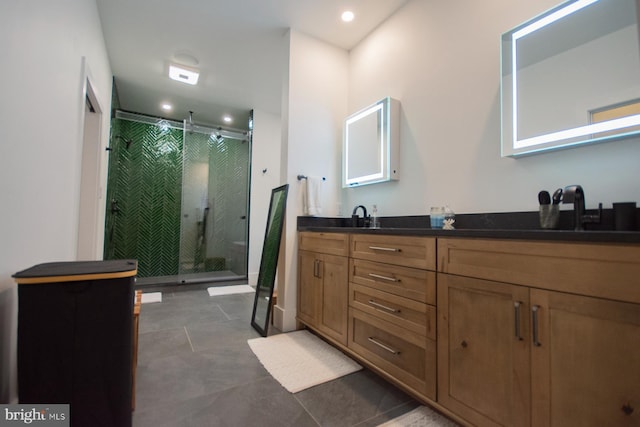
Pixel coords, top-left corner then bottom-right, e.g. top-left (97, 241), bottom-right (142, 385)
top-left (177, 121), bottom-right (252, 285)
top-left (106, 111), bottom-right (252, 286)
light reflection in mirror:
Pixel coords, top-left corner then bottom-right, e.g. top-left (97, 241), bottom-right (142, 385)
top-left (501, 0), bottom-right (640, 156)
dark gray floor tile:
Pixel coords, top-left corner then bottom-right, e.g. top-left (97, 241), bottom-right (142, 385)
top-left (134, 377), bottom-right (318, 427)
top-left (213, 293), bottom-right (256, 320)
top-left (139, 303), bottom-right (228, 333)
top-left (186, 318), bottom-right (261, 353)
top-left (294, 369), bottom-right (415, 427)
top-left (138, 327), bottom-right (193, 363)
top-left (135, 346), bottom-right (269, 409)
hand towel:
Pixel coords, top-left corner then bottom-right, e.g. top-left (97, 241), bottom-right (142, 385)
top-left (302, 176), bottom-right (323, 216)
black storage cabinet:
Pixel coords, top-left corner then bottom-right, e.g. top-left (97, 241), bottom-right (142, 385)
top-left (13, 260), bottom-right (137, 427)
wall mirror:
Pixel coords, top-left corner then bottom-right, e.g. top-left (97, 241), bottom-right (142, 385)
top-left (501, 0), bottom-right (640, 156)
top-left (250, 184), bottom-right (288, 337)
top-left (343, 97), bottom-right (400, 187)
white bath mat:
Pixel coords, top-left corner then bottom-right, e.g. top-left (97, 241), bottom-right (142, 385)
top-left (207, 285), bottom-right (255, 297)
top-left (377, 406), bottom-right (459, 427)
top-left (141, 292), bottom-right (162, 304)
top-left (247, 330), bottom-right (362, 393)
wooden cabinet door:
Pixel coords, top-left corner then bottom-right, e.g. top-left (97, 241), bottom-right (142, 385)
top-left (438, 274), bottom-right (531, 427)
top-left (531, 289), bottom-right (640, 427)
top-left (297, 250), bottom-right (321, 327)
top-left (317, 254), bottom-right (349, 345)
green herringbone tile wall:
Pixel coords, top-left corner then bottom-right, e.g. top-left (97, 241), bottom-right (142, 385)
top-left (104, 119), bottom-right (183, 277)
top-left (104, 117), bottom-right (250, 279)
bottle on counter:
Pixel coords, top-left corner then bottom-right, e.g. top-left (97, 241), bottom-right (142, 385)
top-left (370, 204), bottom-right (380, 229)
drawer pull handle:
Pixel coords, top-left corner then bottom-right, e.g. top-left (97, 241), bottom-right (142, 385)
top-left (367, 337), bottom-right (400, 355)
top-left (368, 299), bottom-right (401, 314)
top-left (368, 246), bottom-right (401, 252)
top-left (368, 273), bottom-right (400, 283)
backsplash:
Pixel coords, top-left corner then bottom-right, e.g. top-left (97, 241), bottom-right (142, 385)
top-left (298, 208), bottom-right (640, 232)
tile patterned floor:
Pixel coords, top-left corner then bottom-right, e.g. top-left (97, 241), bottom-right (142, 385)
top-left (133, 287), bottom-right (421, 427)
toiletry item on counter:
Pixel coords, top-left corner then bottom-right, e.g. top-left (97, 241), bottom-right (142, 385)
top-left (539, 204), bottom-right (559, 229)
top-left (538, 189), bottom-right (559, 229)
top-left (430, 207), bottom-right (444, 229)
top-left (538, 190), bottom-right (551, 205)
top-left (370, 204), bottom-right (380, 229)
top-left (443, 205), bottom-right (455, 230)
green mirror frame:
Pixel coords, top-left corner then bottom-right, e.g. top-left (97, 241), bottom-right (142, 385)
top-left (250, 184), bottom-right (289, 336)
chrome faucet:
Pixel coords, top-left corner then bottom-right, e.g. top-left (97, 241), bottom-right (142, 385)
top-left (352, 205), bottom-right (368, 227)
top-left (562, 185), bottom-right (601, 231)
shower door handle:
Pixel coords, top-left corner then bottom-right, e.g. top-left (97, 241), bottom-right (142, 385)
top-left (240, 215), bottom-right (247, 219)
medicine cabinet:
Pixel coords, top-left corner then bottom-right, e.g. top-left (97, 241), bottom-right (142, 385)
top-left (343, 97), bottom-right (399, 187)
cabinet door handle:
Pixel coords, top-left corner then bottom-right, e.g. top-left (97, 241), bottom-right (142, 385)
top-left (368, 246), bottom-right (401, 252)
top-left (313, 259), bottom-right (322, 278)
top-left (368, 299), bottom-right (401, 314)
top-left (514, 301), bottom-right (523, 341)
top-left (532, 305), bottom-right (541, 347)
top-left (367, 337), bottom-right (401, 355)
top-left (368, 273), bottom-right (400, 282)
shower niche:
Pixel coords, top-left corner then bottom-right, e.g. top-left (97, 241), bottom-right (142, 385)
top-left (104, 111), bottom-right (251, 284)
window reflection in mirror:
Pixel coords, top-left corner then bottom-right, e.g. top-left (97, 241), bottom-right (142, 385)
top-left (501, 0), bottom-right (640, 156)
top-left (343, 97), bottom-right (399, 187)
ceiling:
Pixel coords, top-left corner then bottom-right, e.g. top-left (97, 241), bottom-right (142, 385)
top-left (96, 0), bottom-right (408, 130)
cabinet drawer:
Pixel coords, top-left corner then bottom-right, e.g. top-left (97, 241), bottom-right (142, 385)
top-left (351, 235), bottom-right (436, 270)
top-left (350, 283), bottom-right (435, 340)
top-left (349, 309), bottom-right (436, 399)
top-left (438, 238), bottom-right (640, 304)
top-left (299, 232), bottom-right (349, 256)
top-left (350, 258), bottom-right (436, 304)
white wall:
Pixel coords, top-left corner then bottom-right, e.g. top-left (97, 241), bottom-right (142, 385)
top-left (343, 0), bottom-right (640, 217)
top-left (0, 0), bottom-right (112, 403)
top-left (248, 109), bottom-right (282, 285)
top-left (273, 30), bottom-right (349, 332)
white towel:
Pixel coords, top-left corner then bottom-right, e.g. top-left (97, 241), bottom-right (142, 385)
top-left (302, 176), bottom-right (323, 216)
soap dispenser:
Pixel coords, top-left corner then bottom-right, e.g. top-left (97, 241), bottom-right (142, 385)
top-left (370, 204), bottom-right (380, 229)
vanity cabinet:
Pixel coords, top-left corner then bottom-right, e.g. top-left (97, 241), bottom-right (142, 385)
top-left (297, 232), bottom-right (349, 345)
top-left (438, 238), bottom-right (640, 427)
top-left (348, 234), bottom-right (437, 400)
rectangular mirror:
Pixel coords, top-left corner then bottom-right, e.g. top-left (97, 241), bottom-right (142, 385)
top-left (250, 184), bottom-right (288, 337)
top-left (343, 97), bottom-right (399, 187)
top-left (501, 0), bottom-right (640, 156)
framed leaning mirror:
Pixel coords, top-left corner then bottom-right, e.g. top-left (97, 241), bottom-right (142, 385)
top-left (250, 184), bottom-right (289, 336)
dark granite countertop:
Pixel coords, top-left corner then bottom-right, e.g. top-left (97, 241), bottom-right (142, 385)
top-left (297, 210), bottom-right (640, 244)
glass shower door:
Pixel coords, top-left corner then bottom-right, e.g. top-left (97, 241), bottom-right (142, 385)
top-left (179, 125), bottom-right (250, 282)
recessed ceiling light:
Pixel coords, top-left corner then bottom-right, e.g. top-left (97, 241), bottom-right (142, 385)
top-left (223, 115), bottom-right (233, 124)
top-left (341, 11), bottom-right (355, 22)
top-left (169, 63), bottom-right (199, 85)
top-left (161, 103), bottom-right (173, 111)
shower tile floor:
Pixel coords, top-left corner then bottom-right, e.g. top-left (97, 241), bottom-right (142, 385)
top-left (133, 286), bottom-right (424, 427)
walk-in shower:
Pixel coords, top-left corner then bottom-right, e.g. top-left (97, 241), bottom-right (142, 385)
top-left (104, 110), bottom-right (251, 286)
